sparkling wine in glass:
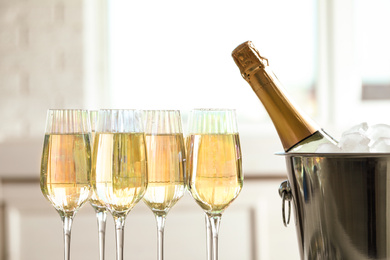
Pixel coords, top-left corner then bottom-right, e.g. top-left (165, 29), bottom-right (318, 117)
top-left (40, 109), bottom-right (92, 260)
top-left (88, 110), bottom-right (108, 260)
top-left (142, 110), bottom-right (186, 260)
top-left (187, 109), bottom-right (243, 260)
top-left (91, 109), bottom-right (148, 260)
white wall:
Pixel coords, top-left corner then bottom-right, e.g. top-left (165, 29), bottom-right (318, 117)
top-left (0, 0), bottom-right (87, 142)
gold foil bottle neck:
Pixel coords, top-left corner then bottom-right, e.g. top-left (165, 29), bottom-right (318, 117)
top-left (232, 41), bottom-right (269, 80)
top-left (232, 41), bottom-right (322, 151)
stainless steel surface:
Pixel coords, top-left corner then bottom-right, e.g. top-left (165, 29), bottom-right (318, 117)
top-left (281, 152), bottom-right (390, 260)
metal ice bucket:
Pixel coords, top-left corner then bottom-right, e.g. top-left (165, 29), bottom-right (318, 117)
top-left (279, 153), bottom-right (390, 260)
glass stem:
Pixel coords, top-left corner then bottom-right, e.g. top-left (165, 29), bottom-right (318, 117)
top-left (96, 210), bottom-right (107, 260)
top-left (61, 215), bottom-right (73, 260)
top-left (205, 214), bottom-right (213, 260)
top-left (155, 214), bottom-right (166, 260)
top-left (114, 215), bottom-right (126, 260)
top-left (207, 214), bottom-right (221, 260)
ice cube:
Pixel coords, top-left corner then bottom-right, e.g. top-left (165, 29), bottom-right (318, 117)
top-left (342, 122), bottom-right (369, 136)
top-left (338, 132), bottom-right (370, 152)
top-left (369, 137), bottom-right (390, 153)
top-left (366, 124), bottom-right (390, 146)
top-left (315, 143), bottom-right (342, 153)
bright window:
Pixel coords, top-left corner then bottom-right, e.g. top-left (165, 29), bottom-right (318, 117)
top-left (83, 0), bottom-right (390, 173)
top-left (107, 0), bottom-right (318, 130)
top-left (355, 0), bottom-right (390, 100)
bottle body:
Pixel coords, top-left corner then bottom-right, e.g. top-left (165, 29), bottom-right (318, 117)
top-left (232, 41), bottom-right (337, 152)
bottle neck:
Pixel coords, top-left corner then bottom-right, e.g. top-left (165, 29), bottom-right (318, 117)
top-left (247, 66), bottom-right (319, 151)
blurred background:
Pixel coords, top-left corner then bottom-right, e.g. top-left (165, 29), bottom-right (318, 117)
top-left (1, 0), bottom-right (390, 259)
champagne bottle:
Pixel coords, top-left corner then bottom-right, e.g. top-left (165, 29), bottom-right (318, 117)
top-left (231, 41), bottom-right (337, 152)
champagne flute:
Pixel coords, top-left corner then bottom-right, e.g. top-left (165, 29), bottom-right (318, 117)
top-left (40, 109), bottom-right (92, 260)
top-left (187, 109), bottom-right (243, 260)
top-left (142, 110), bottom-right (186, 260)
top-left (89, 110), bottom-right (108, 260)
top-left (91, 109), bottom-right (148, 260)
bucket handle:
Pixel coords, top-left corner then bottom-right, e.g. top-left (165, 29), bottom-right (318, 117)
top-left (278, 180), bottom-right (292, 227)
